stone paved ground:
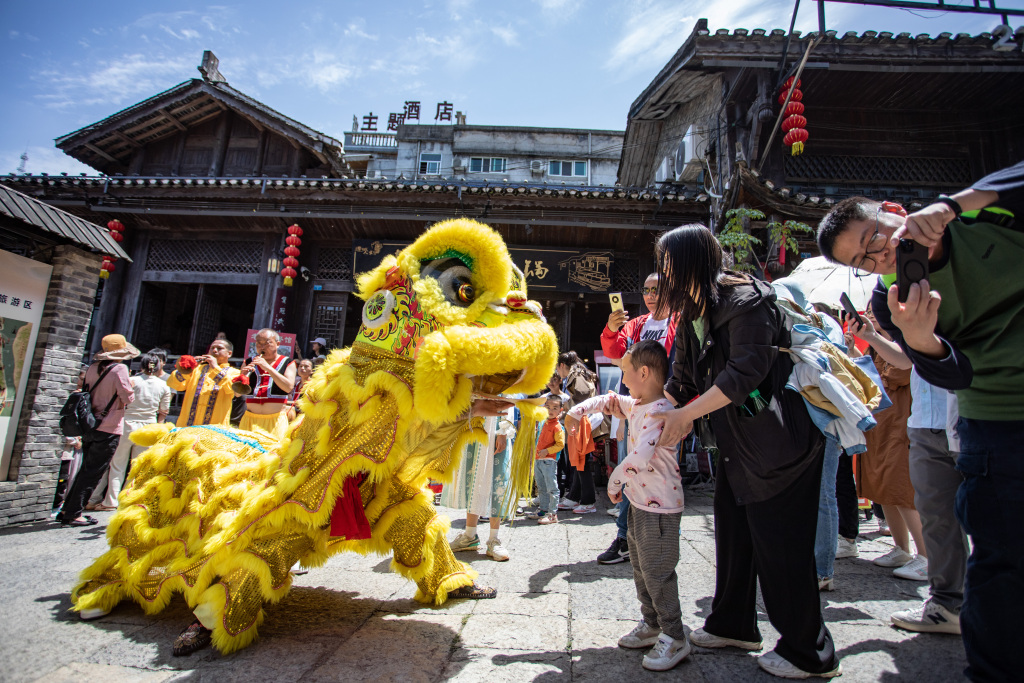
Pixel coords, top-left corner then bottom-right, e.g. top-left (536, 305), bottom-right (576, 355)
top-left (1, 488), bottom-right (966, 682)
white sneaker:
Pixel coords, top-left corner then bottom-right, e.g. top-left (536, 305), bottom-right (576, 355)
top-left (556, 498), bottom-right (578, 510)
top-left (79, 606), bottom-right (112, 621)
top-left (538, 512), bottom-right (559, 525)
top-left (449, 531), bottom-right (480, 552)
top-left (817, 576), bottom-right (835, 592)
top-left (572, 503), bottom-right (597, 514)
top-left (689, 627), bottom-right (762, 651)
top-left (642, 633), bottom-right (691, 671)
top-left (486, 538), bottom-right (510, 561)
top-left (607, 506), bottom-right (621, 517)
top-left (757, 650), bottom-right (842, 679)
top-left (873, 546), bottom-right (914, 568)
top-left (892, 555), bottom-right (928, 581)
top-left (618, 619), bottom-right (662, 649)
top-left (891, 599), bottom-right (961, 635)
top-left (877, 518), bottom-right (891, 536)
top-left (835, 536), bottom-right (858, 559)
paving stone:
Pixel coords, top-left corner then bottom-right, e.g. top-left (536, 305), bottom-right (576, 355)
top-left (444, 648), bottom-right (570, 682)
top-left (32, 662), bottom-right (179, 683)
top-left (461, 612), bottom-right (569, 650)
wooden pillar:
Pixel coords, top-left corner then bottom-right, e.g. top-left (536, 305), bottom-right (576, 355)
top-left (114, 232), bottom-right (150, 342)
top-left (209, 112), bottom-right (232, 177)
top-left (171, 130), bottom-right (188, 176)
top-left (254, 129), bottom-right (267, 176)
top-left (253, 233), bottom-right (280, 330)
top-left (128, 148), bottom-right (145, 175)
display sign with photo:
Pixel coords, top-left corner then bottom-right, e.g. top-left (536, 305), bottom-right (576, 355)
top-left (0, 250), bottom-right (52, 479)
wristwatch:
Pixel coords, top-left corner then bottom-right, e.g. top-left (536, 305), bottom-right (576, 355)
top-left (935, 195), bottom-right (962, 218)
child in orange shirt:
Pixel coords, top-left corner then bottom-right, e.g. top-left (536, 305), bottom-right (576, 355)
top-left (529, 395), bottom-right (565, 524)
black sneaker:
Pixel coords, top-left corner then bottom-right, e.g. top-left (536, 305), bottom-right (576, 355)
top-left (597, 536), bottom-right (629, 564)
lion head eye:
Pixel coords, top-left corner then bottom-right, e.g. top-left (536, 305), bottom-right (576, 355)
top-left (457, 283), bottom-right (475, 304)
top-left (420, 257), bottom-right (475, 308)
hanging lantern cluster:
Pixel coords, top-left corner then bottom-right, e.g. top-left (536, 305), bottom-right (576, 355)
top-left (282, 224), bottom-right (303, 287)
top-left (779, 77), bottom-right (809, 156)
top-left (99, 219), bottom-right (126, 280)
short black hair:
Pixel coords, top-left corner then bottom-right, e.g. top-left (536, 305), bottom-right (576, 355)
top-left (817, 196), bottom-right (880, 262)
top-left (624, 340), bottom-right (669, 383)
top-left (545, 394), bottom-right (563, 407)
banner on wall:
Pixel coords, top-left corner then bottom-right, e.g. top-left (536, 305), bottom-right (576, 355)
top-left (0, 250), bottom-right (52, 479)
top-left (352, 239), bottom-right (616, 293)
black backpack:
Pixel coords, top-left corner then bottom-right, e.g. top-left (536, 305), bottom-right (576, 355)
top-left (59, 364), bottom-right (120, 437)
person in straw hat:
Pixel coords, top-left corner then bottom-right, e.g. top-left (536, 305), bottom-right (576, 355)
top-left (56, 334), bottom-right (137, 526)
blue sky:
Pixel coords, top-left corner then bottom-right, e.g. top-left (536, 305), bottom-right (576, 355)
top-left (1, 0), bottom-right (1019, 175)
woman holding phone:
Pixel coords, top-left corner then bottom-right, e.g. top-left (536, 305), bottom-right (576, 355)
top-left (653, 225), bottom-right (841, 679)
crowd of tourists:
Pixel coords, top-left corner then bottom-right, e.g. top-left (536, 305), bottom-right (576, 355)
top-left (52, 160), bottom-right (1022, 681)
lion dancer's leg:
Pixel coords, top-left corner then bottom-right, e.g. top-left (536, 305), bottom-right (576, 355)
top-left (179, 531), bottom-right (315, 656)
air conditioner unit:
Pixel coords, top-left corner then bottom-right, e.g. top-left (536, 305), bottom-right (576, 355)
top-left (530, 160), bottom-right (546, 175)
top-left (674, 125), bottom-right (705, 182)
top-left (453, 158), bottom-right (467, 171)
top-left (654, 156), bottom-right (673, 184)
top-left (367, 170), bottom-right (381, 179)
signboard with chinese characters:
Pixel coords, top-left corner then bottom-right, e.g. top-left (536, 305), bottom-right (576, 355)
top-left (352, 240), bottom-right (615, 294)
top-left (243, 329), bottom-right (297, 363)
top-left (0, 250), bottom-right (52, 479)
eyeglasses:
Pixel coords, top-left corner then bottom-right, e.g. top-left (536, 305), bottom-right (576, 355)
top-left (254, 337), bottom-right (276, 347)
top-left (853, 207), bottom-right (888, 278)
top-left (641, 287), bottom-right (658, 295)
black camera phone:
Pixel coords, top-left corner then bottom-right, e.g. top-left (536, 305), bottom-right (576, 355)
top-left (896, 239), bottom-right (929, 303)
top-left (839, 292), bottom-right (863, 326)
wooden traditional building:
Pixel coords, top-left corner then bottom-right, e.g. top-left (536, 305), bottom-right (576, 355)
top-left (10, 53), bottom-right (712, 365)
top-left (618, 19), bottom-right (1024, 272)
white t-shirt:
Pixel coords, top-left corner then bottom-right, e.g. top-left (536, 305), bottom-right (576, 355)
top-left (638, 315), bottom-right (670, 349)
top-left (124, 374), bottom-right (172, 423)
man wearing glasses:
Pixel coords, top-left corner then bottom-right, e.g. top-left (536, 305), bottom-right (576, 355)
top-left (168, 339), bottom-right (239, 428)
top-left (597, 273), bottom-right (679, 565)
top-left (238, 328), bottom-right (297, 439)
top-left (816, 161), bottom-right (1024, 683)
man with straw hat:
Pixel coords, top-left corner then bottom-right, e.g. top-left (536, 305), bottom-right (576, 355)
top-left (56, 334), bottom-right (137, 526)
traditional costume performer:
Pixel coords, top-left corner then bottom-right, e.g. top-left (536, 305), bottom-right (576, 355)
top-left (167, 361), bottom-right (238, 427)
top-left (239, 353), bottom-right (292, 438)
top-left (71, 218), bottom-right (558, 655)
top-left (442, 413), bottom-right (515, 518)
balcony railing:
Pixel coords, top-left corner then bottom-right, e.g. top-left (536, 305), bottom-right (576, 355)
top-left (344, 132), bottom-right (398, 149)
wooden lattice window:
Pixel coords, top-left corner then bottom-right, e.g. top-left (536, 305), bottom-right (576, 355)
top-left (785, 155), bottom-right (972, 187)
top-left (315, 247), bottom-right (353, 281)
top-left (612, 257), bottom-right (640, 293)
top-left (146, 239), bottom-right (262, 273)
top-left (312, 294), bottom-right (348, 349)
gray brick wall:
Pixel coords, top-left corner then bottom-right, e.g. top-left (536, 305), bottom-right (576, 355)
top-left (0, 245), bottom-right (101, 527)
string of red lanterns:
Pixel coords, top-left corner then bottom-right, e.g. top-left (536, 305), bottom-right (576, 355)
top-left (779, 77), bottom-right (809, 156)
top-left (100, 219), bottom-right (126, 279)
top-left (282, 224), bottom-right (303, 287)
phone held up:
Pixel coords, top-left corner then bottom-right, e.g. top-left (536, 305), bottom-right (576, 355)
top-left (839, 292), bottom-right (863, 327)
top-left (896, 239), bottom-right (929, 303)
top-left (609, 292), bottom-right (625, 313)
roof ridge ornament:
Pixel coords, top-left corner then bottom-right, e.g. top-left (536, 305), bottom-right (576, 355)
top-left (198, 50), bottom-right (228, 85)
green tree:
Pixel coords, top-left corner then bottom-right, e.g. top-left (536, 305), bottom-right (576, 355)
top-left (718, 208), bottom-right (764, 273)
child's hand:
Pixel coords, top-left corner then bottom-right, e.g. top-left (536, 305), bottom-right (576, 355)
top-left (602, 392), bottom-right (627, 420)
top-left (608, 486), bottom-right (622, 504)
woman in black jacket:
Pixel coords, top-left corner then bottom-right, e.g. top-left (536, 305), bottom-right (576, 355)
top-left (655, 225), bottom-right (841, 679)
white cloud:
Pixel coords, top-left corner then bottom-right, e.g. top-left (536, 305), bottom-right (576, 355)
top-left (35, 53), bottom-right (193, 110)
top-left (9, 30), bottom-right (18, 39)
top-left (0, 146), bottom-right (97, 175)
top-left (534, 0), bottom-right (583, 21)
top-left (307, 52), bottom-right (356, 92)
top-left (491, 25), bottom-right (519, 46)
top-left (604, 0), bottom-right (799, 77)
top-left (447, 0), bottom-right (474, 21)
top-left (344, 20), bottom-right (378, 41)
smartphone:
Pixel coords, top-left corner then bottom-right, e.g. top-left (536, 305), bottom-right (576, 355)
top-left (609, 292), bottom-right (624, 313)
top-left (839, 292), bottom-right (863, 326)
top-left (896, 239), bottom-right (929, 303)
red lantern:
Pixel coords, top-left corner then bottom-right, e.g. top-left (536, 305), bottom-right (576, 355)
top-left (109, 230), bottom-right (125, 242)
top-left (284, 246), bottom-right (300, 257)
top-left (286, 235), bottom-right (302, 247)
top-left (287, 224), bottom-right (303, 237)
top-left (107, 219), bottom-right (124, 233)
top-left (784, 101), bottom-right (805, 117)
top-left (283, 257), bottom-right (299, 268)
top-left (281, 266), bottom-right (297, 287)
top-left (282, 224), bottom-right (302, 287)
top-left (778, 89), bottom-right (803, 105)
top-left (782, 114), bottom-right (807, 132)
top-left (783, 128), bottom-right (809, 155)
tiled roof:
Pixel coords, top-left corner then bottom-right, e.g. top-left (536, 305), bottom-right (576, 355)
top-left (6, 174), bottom-right (708, 204)
top-left (0, 183), bottom-right (129, 258)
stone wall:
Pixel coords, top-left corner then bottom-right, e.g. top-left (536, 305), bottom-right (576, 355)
top-left (0, 245), bottom-right (101, 526)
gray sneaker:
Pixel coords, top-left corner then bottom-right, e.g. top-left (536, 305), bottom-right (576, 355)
top-left (449, 531), bottom-right (480, 552)
top-left (689, 627), bottom-right (763, 651)
top-left (618, 619), bottom-right (662, 649)
top-left (642, 633), bottom-right (691, 671)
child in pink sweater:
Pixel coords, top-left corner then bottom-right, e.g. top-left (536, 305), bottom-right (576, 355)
top-left (566, 340), bottom-right (689, 671)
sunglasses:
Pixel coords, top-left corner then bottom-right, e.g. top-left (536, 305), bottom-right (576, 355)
top-left (641, 287), bottom-right (658, 295)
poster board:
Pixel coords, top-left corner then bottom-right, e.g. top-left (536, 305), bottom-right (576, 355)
top-left (242, 329), bottom-right (297, 362)
top-left (0, 250), bottom-right (53, 479)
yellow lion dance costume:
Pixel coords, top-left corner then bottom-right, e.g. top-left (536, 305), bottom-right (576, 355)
top-left (71, 218), bottom-right (558, 654)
